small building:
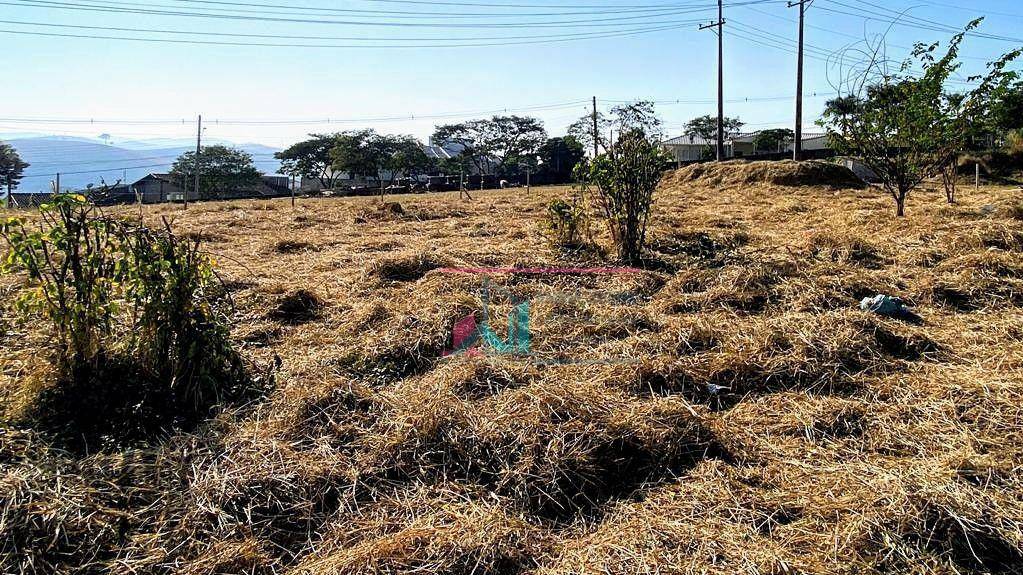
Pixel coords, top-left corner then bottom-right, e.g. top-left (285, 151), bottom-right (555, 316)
top-left (131, 173), bottom-right (191, 203)
top-left (660, 131), bottom-right (834, 163)
top-left (132, 173), bottom-right (291, 203)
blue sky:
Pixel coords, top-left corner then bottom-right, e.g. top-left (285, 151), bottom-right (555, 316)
top-left (3, 0), bottom-right (1022, 148)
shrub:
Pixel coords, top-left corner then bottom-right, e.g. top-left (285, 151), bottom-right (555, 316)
top-left (582, 130), bottom-right (667, 265)
top-left (0, 194), bottom-right (254, 445)
top-left (121, 222), bottom-right (247, 410)
top-left (543, 198), bottom-right (588, 248)
top-left (0, 195), bottom-right (119, 378)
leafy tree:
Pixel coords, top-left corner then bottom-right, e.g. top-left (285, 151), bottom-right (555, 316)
top-left (567, 111), bottom-right (609, 156)
top-left (609, 100), bottom-right (662, 140)
top-left (752, 128), bottom-right (794, 153)
top-left (275, 133), bottom-right (344, 190)
top-left (567, 101), bottom-right (662, 156)
top-left (987, 81), bottom-right (1023, 132)
top-left (376, 134), bottom-right (433, 187)
top-left (581, 129), bottom-right (668, 265)
top-left (538, 136), bottom-right (586, 184)
top-left (821, 19), bottom-right (1020, 216)
top-left (683, 115), bottom-right (745, 156)
top-left (170, 145), bottom-right (261, 200)
top-left (1, 143), bottom-right (30, 205)
top-left (432, 115), bottom-right (547, 176)
top-left (330, 129), bottom-right (384, 183)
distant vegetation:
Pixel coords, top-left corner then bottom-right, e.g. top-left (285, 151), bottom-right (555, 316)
top-left (170, 144), bottom-right (262, 200)
top-left (0, 143), bottom-right (29, 201)
top-left (821, 19), bottom-right (1022, 216)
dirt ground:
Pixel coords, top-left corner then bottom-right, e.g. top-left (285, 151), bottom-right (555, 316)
top-left (2, 163), bottom-right (1023, 574)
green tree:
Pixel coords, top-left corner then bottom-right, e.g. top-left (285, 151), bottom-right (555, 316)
top-left (582, 129), bottom-right (668, 265)
top-left (432, 115), bottom-right (547, 176)
top-left (821, 19), bottom-right (1020, 216)
top-left (567, 100), bottom-right (662, 156)
top-left (752, 128), bottom-right (794, 153)
top-left (1, 143), bottom-right (30, 206)
top-left (683, 115), bottom-right (745, 156)
top-left (610, 100), bottom-right (662, 140)
top-left (567, 110), bottom-right (609, 156)
top-left (170, 145), bottom-right (261, 200)
top-left (376, 134), bottom-right (433, 185)
top-left (275, 133), bottom-right (343, 190)
top-left (538, 136), bottom-right (586, 184)
top-left (330, 129), bottom-right (383, 184)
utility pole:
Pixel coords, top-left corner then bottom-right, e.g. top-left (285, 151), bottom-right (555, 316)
top-left (55, 173), bottom-right (60, 194)
top-left (190, 114), bottom-right (201, 209)
top-left (701, 0), bottom-right (726, 161)
top-left (591, 96), bottom-right (600, 157)
top-left (789, 0), bottom-right (811, 161)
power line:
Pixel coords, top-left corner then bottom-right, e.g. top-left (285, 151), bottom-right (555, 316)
top-left (0, 100), bottom-right (590, 125)
top-left (0, 21), bottom-right (704, 48)
top-left (739, 4), bottom-right (997, 61)
top-left (12, 0), bottom-right (729, 18)
top-left (1, 0), bottom-right (738, 28)
top-left (0, 18), bottom-right (708, 45)
top-left (816, 0), bottom-right (1023, 43)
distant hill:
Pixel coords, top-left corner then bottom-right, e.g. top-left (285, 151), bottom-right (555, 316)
top-left (4, 136), bottom-right (282, 193)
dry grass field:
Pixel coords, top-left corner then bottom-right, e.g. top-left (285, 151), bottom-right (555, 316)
top-left (2, 160), bottom-right (1023, 574)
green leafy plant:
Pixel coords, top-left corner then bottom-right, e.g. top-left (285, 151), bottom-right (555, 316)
top-left (544, 197), bottom-right (589, 249)
top-left (121, 222), bottom-right (246, 410)
top-left (1, 194), bottom-right (120, 377)
top-left (0, 193), bottom-right (255, 445)
top-left (581, 130), bottom-right (667, 265)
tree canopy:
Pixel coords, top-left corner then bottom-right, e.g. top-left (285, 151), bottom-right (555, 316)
top-left (329, 130), bottom-right (383, 183)
top-left (376, 134), bottom-right (433, 184)
top-left (821, 19), bottom-right (1020, 216)
top-left (683, 115), bottom-right (746, 144)
top-left (1, 143), bottom-right (30, 201)
top-left (275, 134), bottom-right (343, 190)
top-left (538, 136), bottom-right (586, 184)
top-left (433, 115), bottom-right (547, 176)
top-left (567, 100), bottom-right (662, 156)
top-left (170, 145), bottom-right (261, 199)
top-left (752, 128), bottom-right (794, 153)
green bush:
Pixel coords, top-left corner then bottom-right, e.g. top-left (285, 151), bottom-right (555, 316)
top-left (581, 130), bottom-right (667, 265)
top-left (1, 195), bottom-right (119, 375)
top-left (543, 198), bottom-right (589, 248)
top-left (1, 194), bottom-right (256, 446)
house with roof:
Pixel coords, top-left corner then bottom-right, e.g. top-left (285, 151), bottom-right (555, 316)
top-left (660, 131), bottom-right (833, 163)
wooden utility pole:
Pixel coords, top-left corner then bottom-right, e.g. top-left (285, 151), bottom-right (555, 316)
top-left (789, 0), bottom-right (811, 161)
top-left (701, 0), bottom-right (726, 161)
top-left (190, 115), bottom-right (201, 209)
top-left (591, 96), bottom-right (600, 157)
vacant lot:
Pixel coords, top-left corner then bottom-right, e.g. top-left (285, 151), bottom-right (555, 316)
top-left (2, 163), bottom-right (1023, 574)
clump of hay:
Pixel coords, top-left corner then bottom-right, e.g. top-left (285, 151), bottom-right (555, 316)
top-left (270, 289), bottom-right (324, 323)
top-left (272, 238), bottom-right (318, 253)
top-left (803, 230), bottom-right (886, 267)
top-left (354, 201), bottom-right (405, 223)
top-left (366, 251), bottom-right (454, 282)
top-left (666, 160), bottom-right (866, 189)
